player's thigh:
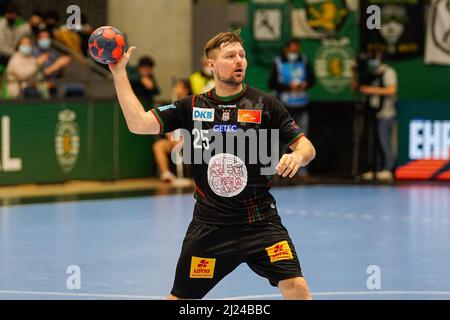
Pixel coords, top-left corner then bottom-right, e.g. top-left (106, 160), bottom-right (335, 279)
top-left (170, 221), bottom-right (242, 299)
top-left (244, 217), bottom-right (303, 287)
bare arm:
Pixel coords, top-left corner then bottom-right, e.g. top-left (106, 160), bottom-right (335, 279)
top-left (276, 136), bottom-right (316, 178)
top-left (360, 85), bottom-right (397, 96)
top-left (109, 46), bottom-right (160, 135)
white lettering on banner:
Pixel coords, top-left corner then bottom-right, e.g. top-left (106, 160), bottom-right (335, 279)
top-left (0, 116), bottom-right (22, 172)
top-left (192, 107), bottom-right (214, 122)
top-left (409, 120), bottom-right (450, 160)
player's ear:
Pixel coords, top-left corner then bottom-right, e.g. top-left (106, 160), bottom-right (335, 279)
top-left (207, 58), bottom-right (215, 73)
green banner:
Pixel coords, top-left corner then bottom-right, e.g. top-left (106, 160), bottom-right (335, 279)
top-left (0, 100), bottom-right (155, 186)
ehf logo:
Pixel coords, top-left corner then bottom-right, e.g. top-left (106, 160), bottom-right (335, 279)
top-left (193, 107), bottom-right (215, 122)
top-left (55, 109), bottom-right (80, 174)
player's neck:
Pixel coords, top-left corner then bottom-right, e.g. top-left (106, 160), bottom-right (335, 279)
top-left (214, 82), bottom-right (244, 98)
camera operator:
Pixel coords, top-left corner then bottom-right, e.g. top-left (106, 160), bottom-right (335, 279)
top-left (354, 49), bottom-right (398, 182)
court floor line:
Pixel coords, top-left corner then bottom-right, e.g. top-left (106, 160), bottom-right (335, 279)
top-left (1, 290), bottom-right (450, 299)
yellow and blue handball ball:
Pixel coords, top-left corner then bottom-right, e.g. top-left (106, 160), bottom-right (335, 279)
top-left (88, 26), bottom-right (127, 64)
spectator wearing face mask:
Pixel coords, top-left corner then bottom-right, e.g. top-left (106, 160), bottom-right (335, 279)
top-left (268, 39), bottom-right (315, 136)
top-left (189, 56), bottom-right (215, 95)
top-left (32, 29), bottom-right (71, 97)
top-left (5, 36), bottom-right (48, 98)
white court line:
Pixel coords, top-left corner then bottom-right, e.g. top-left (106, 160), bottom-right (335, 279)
top-left (0, 290), bottom-right (165, 299)
top-left (1, 290), bottom-right (450, 300)
top-left (223, 291), bottom-right (450, 300)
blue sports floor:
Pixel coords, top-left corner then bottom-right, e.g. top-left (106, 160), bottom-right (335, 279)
top-left (0, 185), bottom-right (449, 300)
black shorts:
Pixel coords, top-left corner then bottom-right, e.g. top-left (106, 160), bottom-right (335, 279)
top-left (170, 214), bottom-right (303, 299)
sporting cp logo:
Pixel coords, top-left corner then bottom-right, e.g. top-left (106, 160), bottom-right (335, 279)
top-left (306, 0), bottom-right (348, 35)
top-left (207, 153), bottom-right (247, 197)
top-left (55, 109), bottom-right (80, 174)
top-left (314, 37), bottom-right (354, 94)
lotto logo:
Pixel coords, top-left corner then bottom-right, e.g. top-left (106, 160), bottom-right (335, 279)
top-left (193, 107), bottom-right (215, 122)
top-left (189, 256), bottom-right (216, 278)
top-left (265, 241), bottom-right (293, 263)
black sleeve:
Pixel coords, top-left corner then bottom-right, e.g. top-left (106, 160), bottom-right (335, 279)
top-left (268, 97), bottom-right (305, 147)
top-left (267, 60), bottom-right (291, 93)
top-left (150, 96), bottom-right (191, 134)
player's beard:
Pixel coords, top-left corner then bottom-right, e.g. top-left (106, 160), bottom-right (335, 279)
top-left (218, 72), bottom-right (245, 87)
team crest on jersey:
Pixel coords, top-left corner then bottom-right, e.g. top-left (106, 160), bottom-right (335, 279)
top-left (222, 110), bottom-right (231, 121)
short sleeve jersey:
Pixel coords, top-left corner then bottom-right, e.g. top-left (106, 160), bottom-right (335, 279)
top-left (150, 84), bottom-right (304, 224)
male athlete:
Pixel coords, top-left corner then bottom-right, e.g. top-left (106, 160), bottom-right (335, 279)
top-left (109, 31), bottom-right (316, 300)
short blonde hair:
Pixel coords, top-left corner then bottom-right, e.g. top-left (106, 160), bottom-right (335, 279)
top-left (204, 30), bottom-right (243, 59)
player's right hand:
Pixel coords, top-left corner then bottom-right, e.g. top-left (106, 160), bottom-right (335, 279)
top-left (109, 46), bottom-right (136, 74)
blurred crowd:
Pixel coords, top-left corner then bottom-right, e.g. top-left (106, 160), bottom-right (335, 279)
top-left (0, 3), bottom-right (94, 99)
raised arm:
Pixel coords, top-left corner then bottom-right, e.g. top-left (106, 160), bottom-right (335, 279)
top-left (109, 46), bottom-right (160, 135)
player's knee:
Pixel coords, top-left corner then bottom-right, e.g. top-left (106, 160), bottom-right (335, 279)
top-left (278, 277), bottom-right (312, 300)
top-left (167, 293), bottom-right (185, 300)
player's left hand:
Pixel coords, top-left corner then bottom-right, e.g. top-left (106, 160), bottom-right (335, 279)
top-left (276, 152), bottom-right (304, 178)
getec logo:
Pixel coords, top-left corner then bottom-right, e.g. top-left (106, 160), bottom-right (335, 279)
top-left (193, 107), bottom-right (214, 122)
top-left (190, 256), bottom-right (216, 279)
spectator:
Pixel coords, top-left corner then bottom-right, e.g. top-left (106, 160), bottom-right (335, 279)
top-left (152, 79), bottom-right (191, 183)
top-left (5, 36), bottom-right (48, 98)
top-left (359, 49), bottom-right (397, 182)
top-left (130, 56), bottom-right (160, 109)
top-left (21, 10), bottom-right (45, 38)
top-left (268, 39), bottom-right (315, 135)
top-left (0, 3), bottom-right (29, 66)
top-left (42, 10), bottom-right (60, 37)
top-left (189, 56), bottom-right (214, 95)
top-left (32, 29), bottom-right (71, 97)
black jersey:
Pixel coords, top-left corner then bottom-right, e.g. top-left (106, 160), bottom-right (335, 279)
top-left (150, 84), bottom-right (304, 224)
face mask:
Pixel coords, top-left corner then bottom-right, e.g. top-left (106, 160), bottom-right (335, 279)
top-left (203, 67), bottom-right (213, 77)
top-left (19, 44), bottom-right (32, 56)
top-left (7, 18), bottom-right (16, 26)
top-left (38, 38), bottom-right (51, 50)
top-left (287, 52), bottom-right (298, 62)
top-left (368, 58), bottom-right (381, 71)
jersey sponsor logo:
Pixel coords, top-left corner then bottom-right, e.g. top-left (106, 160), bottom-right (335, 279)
top-left (157, 104), bottom-right (176, 112)
top-left (265, 241), bottom-right (293, 263)
top-left (207, 153), bottom-right (247, 197)
top-left (193, 107), bottom-right (215, 122)
top-left (238, 109), bottom-right (262, 124)
top-left (189, 256), bottom-right (216, 279)
top-left (213, 124), bottom-right (238, 133)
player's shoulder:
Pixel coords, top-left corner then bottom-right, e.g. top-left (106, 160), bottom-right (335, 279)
top-left (173, 95), bottom-right (196, 108)
top-left (246, 85), bottom-right (277, 102)
top-left (246, 86), bottom-right (283, 110)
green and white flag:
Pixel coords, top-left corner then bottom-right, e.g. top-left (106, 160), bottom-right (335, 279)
top-left (425, 0), bottom-right (450, 66)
